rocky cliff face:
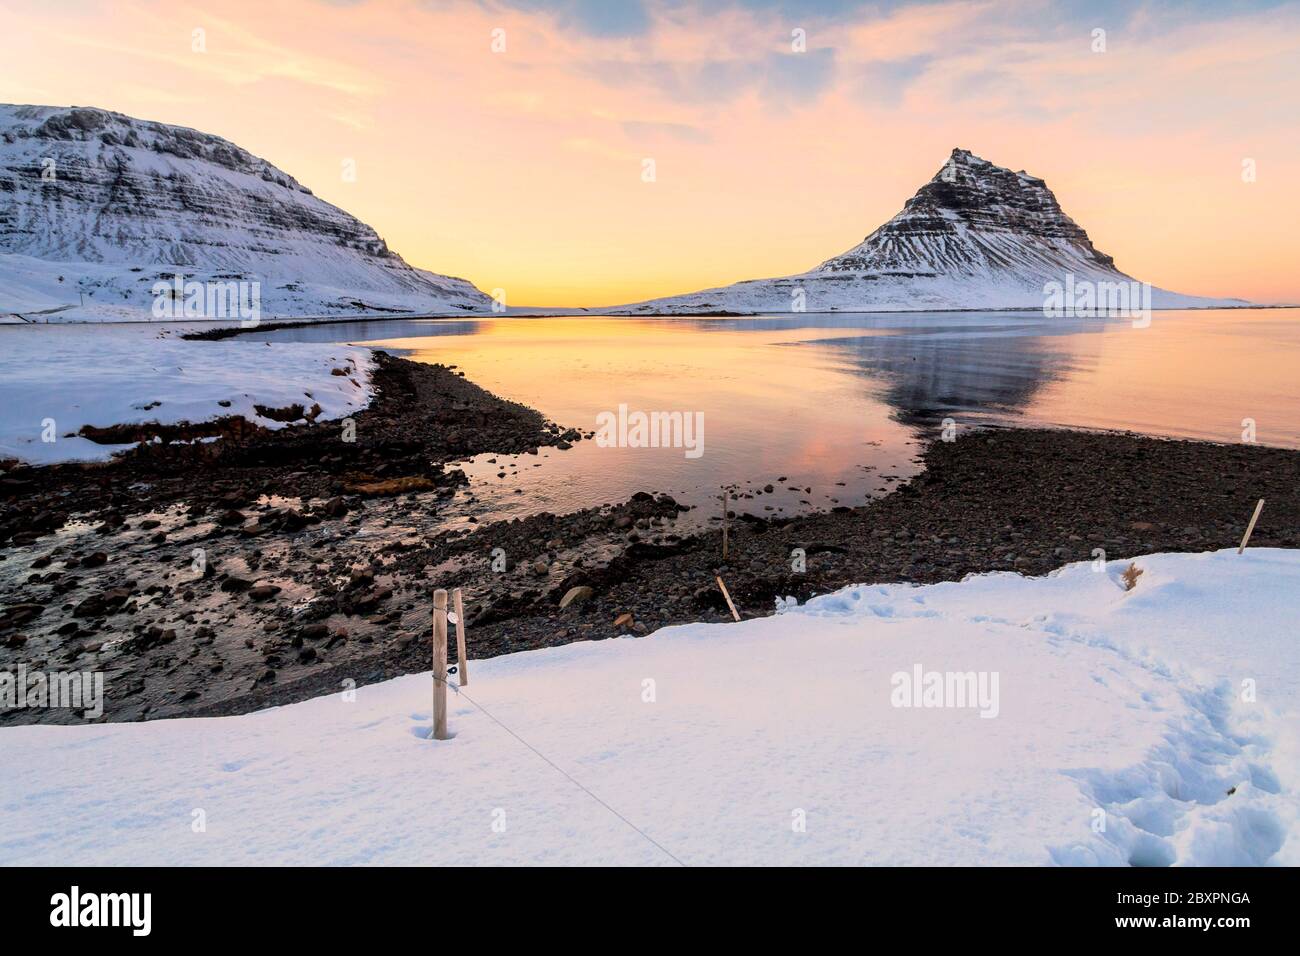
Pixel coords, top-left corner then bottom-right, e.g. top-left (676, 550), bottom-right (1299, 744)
top-left (815, 148), bottom-right (1116, 277)
top-left (617, 148), bottom-right (1243, 314)
top-left (0, 105), bottom-right (489, 321)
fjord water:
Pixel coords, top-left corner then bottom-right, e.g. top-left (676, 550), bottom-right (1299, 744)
top-left (250, 309), bottom-right (1300, 521)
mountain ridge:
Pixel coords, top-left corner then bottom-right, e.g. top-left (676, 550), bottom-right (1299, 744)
top-left (0, 104), bottom-right (490, 322)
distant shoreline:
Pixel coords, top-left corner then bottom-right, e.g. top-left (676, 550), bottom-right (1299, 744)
top-left (5, 301), bottom-right (1295, 332)
top-left (158, 301), bottom-right (1297, 340)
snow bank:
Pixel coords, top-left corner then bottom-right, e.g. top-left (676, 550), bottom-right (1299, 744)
top-left (0, 252), bottom-right (488, 324)
top-left (0, 323), bottom-right (373, 463)
top-left (1, 549), bottom-right (1294, 866)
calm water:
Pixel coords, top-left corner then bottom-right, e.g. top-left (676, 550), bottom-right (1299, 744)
top-left (249, 309), bottom-right (1300, 523)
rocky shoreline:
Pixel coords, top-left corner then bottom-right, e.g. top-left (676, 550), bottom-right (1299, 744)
top-left (0, 351), bottom-right (581, 547)
top-left (2, 354), bottom-right (1298, 724)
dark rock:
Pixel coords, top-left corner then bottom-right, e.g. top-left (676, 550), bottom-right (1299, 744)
top-left (72, 587), bottom-right (132, 618)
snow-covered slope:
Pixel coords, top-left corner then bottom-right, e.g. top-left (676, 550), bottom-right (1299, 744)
top-left (0, 105), bottom-right (490, 322)
top-left (617, 149), bottom-right (1247, 314)
top-left (0, 323), bottom-right (372, 464)
top-left (2, 548), bottom-right (1294, 865)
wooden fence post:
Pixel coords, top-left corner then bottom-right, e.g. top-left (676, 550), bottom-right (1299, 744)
top-left (431, 588), bottom-right (449, 740)
top-left (1238, 499), bottom-right (1265, 554)
top-left (722, 491), bottom-right (729, 561)
top-left (453, 587), bottom-right (468, 687)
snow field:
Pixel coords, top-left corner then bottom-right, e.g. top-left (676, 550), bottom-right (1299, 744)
top-left (1, 549), bottom-right (1294, 866)
top-left (0, 323), bottom-right (373, 463)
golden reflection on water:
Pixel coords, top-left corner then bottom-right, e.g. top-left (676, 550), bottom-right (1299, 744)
top-left (352, 308), bottom-right (1299, 515)
top-left (371, 317), bottom-right (923, 515)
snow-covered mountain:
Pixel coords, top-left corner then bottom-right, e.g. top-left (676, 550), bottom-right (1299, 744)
top-left (0, 105), bottom-right (490, 322)
top-left (615, 148), bottom-right (1246, 314)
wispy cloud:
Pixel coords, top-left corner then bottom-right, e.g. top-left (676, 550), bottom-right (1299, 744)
top-left (0, 0), bottom-right (1296, 304)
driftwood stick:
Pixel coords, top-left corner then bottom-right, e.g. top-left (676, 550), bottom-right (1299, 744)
top-left (1238, 499), bottom-right (1265, 554)
top-left (715, 575), bottom-right (741, 622)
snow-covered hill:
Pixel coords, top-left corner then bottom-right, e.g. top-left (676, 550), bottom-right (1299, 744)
top-left (616, 149), bottom-right (1247, 315)
top-left (0, 105), bottom-right (490, 322)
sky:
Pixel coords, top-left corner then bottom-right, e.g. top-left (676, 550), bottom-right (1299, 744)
top-left (1, 0), bottom-right (1298, 306)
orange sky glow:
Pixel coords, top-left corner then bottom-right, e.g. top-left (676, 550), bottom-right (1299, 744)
top-left (2, 0), bottom-right (1297, 306)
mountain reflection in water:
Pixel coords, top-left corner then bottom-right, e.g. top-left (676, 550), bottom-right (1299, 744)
top-left (247, 309), bottom-right (1300, 520)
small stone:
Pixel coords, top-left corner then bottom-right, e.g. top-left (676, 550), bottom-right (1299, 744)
top-left (559, 585), bottom-right (594, 609)
top-left (320, 497), bottom-right (348, 518)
